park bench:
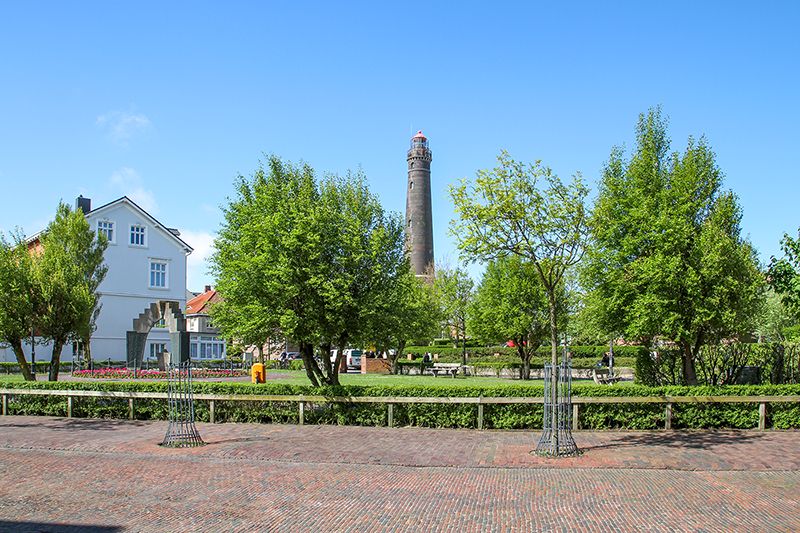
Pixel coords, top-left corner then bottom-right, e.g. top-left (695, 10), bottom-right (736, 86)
top-left (592, 368), bottom-right (621, 385)
top-left (428, 364), bottom-right (460, 378)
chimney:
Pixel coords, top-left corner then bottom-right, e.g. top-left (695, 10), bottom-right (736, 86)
top-left (204, 285), bottom-right (212, 293)
top-left (76, 195), bottom-right (91, 215)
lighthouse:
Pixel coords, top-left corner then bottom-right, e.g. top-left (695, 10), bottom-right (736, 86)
top-left (405, 131), bottom-right (434, 278)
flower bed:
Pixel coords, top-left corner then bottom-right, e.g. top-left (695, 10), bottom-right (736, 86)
top-left (72, 368), bottom-right (245, 379)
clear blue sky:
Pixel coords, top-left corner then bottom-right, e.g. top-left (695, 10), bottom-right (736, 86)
top-left (1, 2), bottom-right (798, 290)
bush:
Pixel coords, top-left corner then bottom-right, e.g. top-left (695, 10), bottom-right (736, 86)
top-left (404, 345), bottom-right (645, 366)
top-left (2, 380), bottom-right (798, 430)
top-left (635, 342), bottom-right (800, 386)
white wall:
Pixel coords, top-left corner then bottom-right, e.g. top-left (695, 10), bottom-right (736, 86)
top-left (0, 199), bottom-right (190, 363)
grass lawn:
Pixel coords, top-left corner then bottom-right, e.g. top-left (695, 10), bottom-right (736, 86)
top-left (0, 370), bottom-right (630, 388)
top-left (265, 370), bottom-right (553, 387)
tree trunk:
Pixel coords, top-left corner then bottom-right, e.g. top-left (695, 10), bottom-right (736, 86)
top-left (82, 336), bottom-right (92, 368)
top-left (10, 340), bottom-right (35, 381)
top-left (329, 338), bottom-right (344, 387)
top-left (461, 328), bottom-right (467, 368)
top-left (516, 341), bottom-right (530, 380)
top-left (300, 341), bottom-right (320, 387)
top-left (547, 292), bottom-right (559, 450)
top-left (680, 341), bottom-right (698, 386)
top-left (391, 340), bottom-right (406, 375)
top-left (49, 339), bottom-right (64, 381)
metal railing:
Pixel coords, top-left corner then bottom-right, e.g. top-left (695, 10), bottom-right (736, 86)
top-left (1, 388), bottom-right (798, 430)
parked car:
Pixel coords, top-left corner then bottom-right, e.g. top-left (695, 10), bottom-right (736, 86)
top-left (330, 348), bottom-right (362, 370)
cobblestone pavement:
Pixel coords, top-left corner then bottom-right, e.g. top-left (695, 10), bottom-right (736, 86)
top-left (0, 417), bottom-right (798, 532)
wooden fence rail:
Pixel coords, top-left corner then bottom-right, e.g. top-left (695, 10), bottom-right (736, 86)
top-left (1, 388), bottom-right (798, 430)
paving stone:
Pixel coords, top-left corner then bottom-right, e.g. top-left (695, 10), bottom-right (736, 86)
top-left (0, 416), bottom-right (797, 532)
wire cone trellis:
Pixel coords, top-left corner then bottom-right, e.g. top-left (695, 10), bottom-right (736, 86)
top-left (535, 360), bottom-right (580, 457)
top-left (161, 360), bottom-right (205, 448)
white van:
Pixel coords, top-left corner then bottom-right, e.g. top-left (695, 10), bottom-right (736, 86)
top-left (344, 349), bottom-right (362, 370)
top-left (330, 348), bottom-right (362, 371)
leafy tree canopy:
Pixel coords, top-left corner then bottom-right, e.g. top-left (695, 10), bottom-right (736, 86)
top-left (37, 202), bottom-right (108, 381)
top-left (450, 150), bottom-right (588, 367)
top-left (768, 228), bottom-right (800, 319)
top-left (211, 156), bottom-right (410, 386)
top-left (582, 107), bottom-right (763, 385)
top-left (0, 231), bottom-right (39, 380)
top-left (469, 256), bottom-right (563, 379)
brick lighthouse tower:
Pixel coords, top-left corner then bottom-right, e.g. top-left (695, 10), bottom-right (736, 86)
top-left (405, 131), bottom-right (434, 278)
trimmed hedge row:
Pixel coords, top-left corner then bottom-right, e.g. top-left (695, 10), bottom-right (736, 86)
top-left (396, 357), bottom-right (635, 371)
top-left (2, 381), bottom-right (798, 430)
top-left (404, 345), bottom-right (646, 362)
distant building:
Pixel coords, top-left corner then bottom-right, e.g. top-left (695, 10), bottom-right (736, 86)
top-left (405, 131), bottom-right (434, 278)
top-left (185, 286), bottom-right (227, 360)
top-left (0, 195), bottom-right (193, 363)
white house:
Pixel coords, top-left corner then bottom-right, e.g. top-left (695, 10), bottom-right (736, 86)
top-left (0, 195), bottom-right (193, 363)
top-left (185, 286), bottom-right (227, 361)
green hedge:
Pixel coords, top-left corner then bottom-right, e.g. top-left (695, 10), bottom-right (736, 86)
top-left (2, 381), bottom-right (798, 430)
top-left (0, 362), bottom-right (74, 374)
top-left (405, 345), bottom-right (645, 362)
top-left (396, 356), bottom-right (634, 371)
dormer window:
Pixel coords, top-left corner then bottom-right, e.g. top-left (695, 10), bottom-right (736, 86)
top-left (97, 220), bottom-right (115, 243)
top-left (130, 225), bottom-right (146, 246)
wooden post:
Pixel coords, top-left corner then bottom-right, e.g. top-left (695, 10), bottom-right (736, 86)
top-left (299, 401), bottom-right (305, 425)
top-left (477, 397), bottom-right (484, 430)
top-left (665, 403), bottom-right (673, 430)
top-left (758, 402), bottom-right (766, 431)
top-left (572, 403), bottom-right (579, 430)
top-left (1, 394), bottom-right (7, 416)
top-left (209, 400), bottom-right (215, 424)
top-left (67, 396), bottom-right (73, 418)
top-left (387, 403), bottom-right (394, 428)
top-left (128, 398), bottom-right (134, 420)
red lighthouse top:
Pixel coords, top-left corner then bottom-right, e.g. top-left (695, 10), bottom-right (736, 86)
top-left (412, 130), bottom-right (427, 140)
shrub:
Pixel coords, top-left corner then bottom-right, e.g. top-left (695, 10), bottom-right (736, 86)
top-left (2, 380), bottom-right (798, 430)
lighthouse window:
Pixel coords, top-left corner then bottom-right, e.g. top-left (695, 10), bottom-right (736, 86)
top-left (409, 181), bottom-right (414, 190)
top-left (408, 219), bottom-right (412, 228)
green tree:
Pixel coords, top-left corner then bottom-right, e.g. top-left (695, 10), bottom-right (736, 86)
top-left (36, 203), bottom-right (107, 381)
top-left (469, 256), bottom-right (558, 379)
top-left (434, 265), bottom-right (474, 366)
top-left (0, 232), bottom-right (39, 381)
top-left (582, 108), bottom-right (763, 385)
top-left (768, 228), bottom-right (800, 319)
top-left (450, 151), bottom-right (588, 370)
top-left (754, 289), bottom-right (797, 342)
top-left (367, 267), bottom-right (439, 374)
top-left (210, 156), bottom-right (406, 386)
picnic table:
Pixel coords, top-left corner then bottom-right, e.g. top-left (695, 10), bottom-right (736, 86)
top-left (427, 364), bottom-right (470, 378)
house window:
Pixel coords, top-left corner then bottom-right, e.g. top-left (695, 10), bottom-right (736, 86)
top-left (191, 336), bottom-right (226, 360)
top-left (149, 261), bottom-right (168, 288)
top-left (130, 225), bottom-right (146, 246)
top-left (97, 220), bottom-right (114, 242)
top-left (149, 342), bottom-right (167, 360)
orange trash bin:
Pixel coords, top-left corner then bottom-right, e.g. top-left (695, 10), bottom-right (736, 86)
top-left (251, 363), bottom-right (266, 384)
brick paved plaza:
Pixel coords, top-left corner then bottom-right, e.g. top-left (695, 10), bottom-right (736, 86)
top-left (0, 417), bottom-right (798, 532)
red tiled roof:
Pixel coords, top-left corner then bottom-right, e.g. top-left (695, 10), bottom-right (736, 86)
top-left (186, 289), bottom-right (219, 315)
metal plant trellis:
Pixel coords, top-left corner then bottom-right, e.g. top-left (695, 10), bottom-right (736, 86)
top-left (535, 359), bottom-right (580, 457)
top-left (161, 360), bottom-right (205, 448)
